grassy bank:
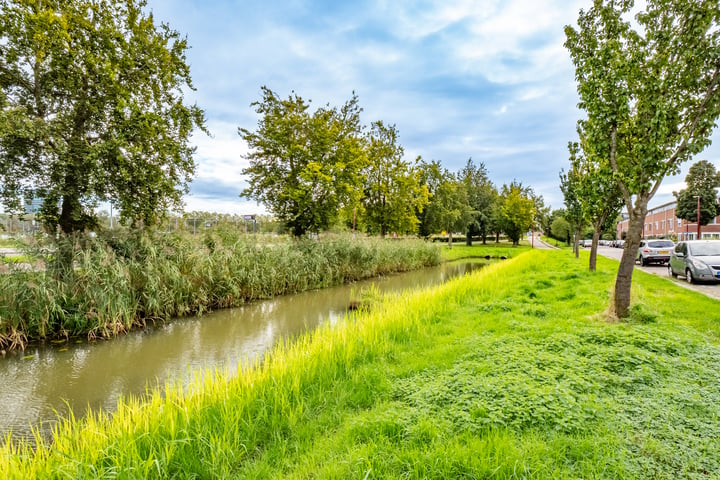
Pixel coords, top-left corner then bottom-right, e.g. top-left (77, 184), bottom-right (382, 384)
top-left (439, 240), bottom-right (531, 262)
top-left (0, 231), bottom-right (440, 350)
top-left (3, 249), bottom-right (720, 478)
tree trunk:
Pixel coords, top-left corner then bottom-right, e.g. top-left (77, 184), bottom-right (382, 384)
top-left (612, 206), bottom-right (647, 318)
top-left (573, 226), bottom-right (582, 258)
top-left (466, 228), bottom-right (472, 246)
top-left (589, 228), bottom-right (600, 271)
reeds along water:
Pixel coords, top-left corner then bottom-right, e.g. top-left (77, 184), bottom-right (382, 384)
top-left (0, 230), bottom-right (441, 350)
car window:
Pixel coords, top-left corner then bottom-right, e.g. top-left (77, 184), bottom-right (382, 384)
top-left (648, 241), bottom-right (674, 248)
top-left (688, 242), bottom-right (720, 256)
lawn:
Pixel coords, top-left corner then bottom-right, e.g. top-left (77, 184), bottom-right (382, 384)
top-left (3, 249), bottom-right (720, 479)
top-left (440, 240), bottom-right (531, 261)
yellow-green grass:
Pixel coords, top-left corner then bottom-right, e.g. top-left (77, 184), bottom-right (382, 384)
top-left (0, 255), bottom-right (32, 264)
top-left (3, 249), bottom-right (720, 478)
top-left (541, 235), bottom-right (573, 250)
top-left (440, 241), bottom-right (531, 261)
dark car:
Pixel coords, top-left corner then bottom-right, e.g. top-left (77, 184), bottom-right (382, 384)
top-left (636, 239), bottom-right (674, 266)
top-left (668, 240), bottom-right (720, 283)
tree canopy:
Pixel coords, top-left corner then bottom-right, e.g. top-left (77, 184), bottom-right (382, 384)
top-left (0, 0), bottom-right (206, 234)
top-left (565, 0), bottom-right (720, 318)
top-left (360, 122), bottom-right (428, 236)
top-left (674, 159), bottom-right (720, 226)
top-left (499, 181), bottom-right (535, 246)
top-left (239, 87), bottom-right (365, 236)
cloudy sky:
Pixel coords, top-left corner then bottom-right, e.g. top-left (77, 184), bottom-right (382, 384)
top-left (146, 0), bottom-right (720, 214)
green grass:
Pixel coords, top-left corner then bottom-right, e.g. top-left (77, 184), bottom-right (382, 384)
top-left (541, 235), bottom-right (573, 249)
top-left (2, 249), bottom-right (720, 478)
top-left (0, 255), bottom-right (32, 264)
top-left (0, 238), bottom-right (21, 248)
top-left (440, 240), bottom-right (531, 261)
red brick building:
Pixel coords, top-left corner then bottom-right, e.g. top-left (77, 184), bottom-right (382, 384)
top-left (616, 201), bottom-right (720, 241)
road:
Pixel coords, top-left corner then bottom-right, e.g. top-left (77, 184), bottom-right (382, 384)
top-left (595, 245), bottom-right (720, 300)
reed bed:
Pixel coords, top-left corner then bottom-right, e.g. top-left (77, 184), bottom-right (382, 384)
top-left (2, 250), bottom-right (720, 478)
top-left (0, 230), bottom-right (440, 350)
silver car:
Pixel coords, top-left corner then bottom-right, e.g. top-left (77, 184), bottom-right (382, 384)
top-left (636, 239), bottom-right (674, 266)
top-left (668, 240), bottom-right (720, 283)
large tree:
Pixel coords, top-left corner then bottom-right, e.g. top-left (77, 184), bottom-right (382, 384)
top-left (239, 87), bottom-right (366, 236)
top-left (0, 0), bottom-right (206, 235)
top-left (460, 158), bottom-right (496, 245)
top-left (360, 122), bottom-right (428, 236)
top-left (422, 168), bottom-right (472, 247)
top-left (674, 160), bottom-right (720, 228)
top-left (499, 181), bottom-right (535, 246)
top-left (565, 0), bottom-right (720, 318)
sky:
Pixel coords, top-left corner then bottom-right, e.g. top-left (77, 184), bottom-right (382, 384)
top-left (144, 0), bottom-right (720, 215)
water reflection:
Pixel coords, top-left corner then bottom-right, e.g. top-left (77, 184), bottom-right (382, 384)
top-left (0, 260), bottom-right (488, 442)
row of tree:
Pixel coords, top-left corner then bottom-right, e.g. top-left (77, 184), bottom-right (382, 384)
top-left (0, 0), bottom-right (542, 253)
top-left (238, 87), bottom-right (545, 244)
top-left (563, 0), bottom-right (720, 318)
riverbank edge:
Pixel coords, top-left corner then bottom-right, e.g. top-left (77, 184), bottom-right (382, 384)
top-left (4, 249), bottom-right (720, 477)
top-left (0, 234), bottom-right (442, 351)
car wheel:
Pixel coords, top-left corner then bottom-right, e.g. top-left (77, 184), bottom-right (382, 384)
top-left (669, 265), bottom-right (677, 278)
top-left (686, 269), bottom-right (695, 284)
top-left (640, 256), bottom-right (647, 266)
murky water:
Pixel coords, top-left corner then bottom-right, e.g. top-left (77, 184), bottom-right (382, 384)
top-left (0, 260), bottom-right (488, 442)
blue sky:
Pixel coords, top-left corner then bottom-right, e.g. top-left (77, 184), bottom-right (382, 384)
top-left (146, 0), bottom-right (720, 214)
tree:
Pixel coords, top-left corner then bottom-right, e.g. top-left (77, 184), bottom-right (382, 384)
top-left (422, 169), bottom-right (472, 247)
top-left (416, 158), bottom-right (445, 237)
top-left (573, 122), bottom-right (623, 271)
top-left (560, 146), bottom-right (586, 257)
top-left (0, 0), bottom-right (206, 236)
top-left (565, 0), bottom-right (720, 318)
top-left (360, 122), bottom-right (428, 236)
top-left (499, 181), bottom-right (535, 246)
top-left (460, 158), bottom-right (496, 245)
top-left (550, 216), bottom-right (571, 245)
top-left (239, 87), bottom-right (366, 236)
top-left (674, 160), bottom-right (720, 227)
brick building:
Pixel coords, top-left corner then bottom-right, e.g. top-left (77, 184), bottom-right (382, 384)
top-left (616, 200), bottom-right (720, 241)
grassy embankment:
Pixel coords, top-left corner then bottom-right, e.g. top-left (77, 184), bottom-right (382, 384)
top-left (439, 240), bottom-right (531, 262)
top-left (541, 235), bottom-right (573, 249)
top-left (0, 231), bottom-right (440, 350)
top-left (3, 248), bottom-right (720, 478)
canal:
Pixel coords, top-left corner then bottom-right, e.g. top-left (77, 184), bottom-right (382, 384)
top-left (0, 259), bottom-right (490, 442)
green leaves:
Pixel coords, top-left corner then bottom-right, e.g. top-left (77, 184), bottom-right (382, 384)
top-left (0, 0), bottom-right (206, 235)
top-left (240, 87), bottom-right (365, 237)
top-left (674, 160), bottom-right (720, 225)
top-left (361, 122), bottom-right (428, 236)
top-left (566, 0), bottom-right (720, 316)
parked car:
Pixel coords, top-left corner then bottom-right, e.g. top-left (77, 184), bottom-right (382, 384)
top-left (636, 239), bottom-right (674, 266)
top-left (668, 240), bottom-right (720, 284)
top-left (614, 239), bottom-right (625, 248)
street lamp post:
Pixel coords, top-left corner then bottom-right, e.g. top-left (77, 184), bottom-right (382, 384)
top-left (697, 195), bottom-right (702, 240)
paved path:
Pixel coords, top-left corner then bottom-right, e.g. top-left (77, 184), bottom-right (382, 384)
top-left (529, 234), bottom-right (558, 250)
top-left (595, 245), bottom-right (720, 300)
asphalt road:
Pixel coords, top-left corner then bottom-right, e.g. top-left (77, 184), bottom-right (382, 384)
top-left (595, 245), bottom-right (720, 300)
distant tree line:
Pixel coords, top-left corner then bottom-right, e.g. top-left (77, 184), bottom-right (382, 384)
top-left (239, 87), bottom-right (545, 244)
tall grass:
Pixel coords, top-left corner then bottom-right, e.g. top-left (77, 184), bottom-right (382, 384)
top-left (3, 249), bottom-right (720, 478)
top-left (0, 230), bottom-right (440, 349)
